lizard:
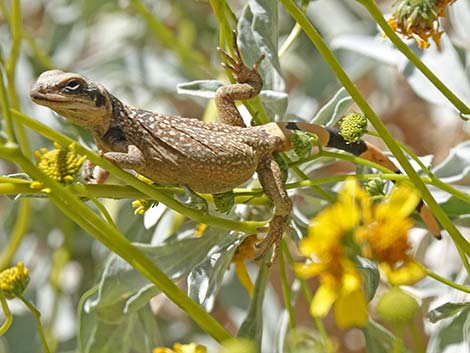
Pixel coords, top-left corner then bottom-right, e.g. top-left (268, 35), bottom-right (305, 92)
top-left (29, 36), bottom-right (441, 263)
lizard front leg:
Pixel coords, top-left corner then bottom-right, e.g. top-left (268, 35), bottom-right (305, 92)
top-left (256, 154), bottom-right (293, 265)
top-left (102, 144), bottom-right (146, 170)
top-left (216, 32), bottom-right (265, 127)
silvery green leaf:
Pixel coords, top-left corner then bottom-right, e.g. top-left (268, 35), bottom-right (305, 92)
top-left (363, 320), bottom-right (413, 353)
top-left (357, 257), bottom-right (380, 302)
top-left (427, 305), bottom-right (470, 353)
top-left (238, 259), bottom-right (271, 350)
top-left (331, 34), bottom-right (470, 110)
top-left (238, 0), bottom-right (284, 91)
top-left (187, 231), bottom-right (244, 311)
top-left (259, 90), bottom-right (288, 118)
top-left (310, 87), bottom-right (353, 126)
top-left (432, 141), bottom-right (470, 183)
top-left (427, 302), bottom-right (470, 323)
top-left (86, 228), bottom-right (240, 313)
top-left (448, 0), bottom-right (470, 44)
top-left (176, 80), bottom-right (223, 98)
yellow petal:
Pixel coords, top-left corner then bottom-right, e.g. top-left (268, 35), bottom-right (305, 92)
top-left (382, 260), bottom-right (427, 285)
top-left (294, 262), bottom-right (324, 279)
top-left (235, 262), bottom-right (254, 297)
top-left (310, 282), bottom-right (339, 317)
top-left (334, 287), bottom-right (368, 329)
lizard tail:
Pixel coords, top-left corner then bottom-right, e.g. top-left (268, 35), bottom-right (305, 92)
top-left (272, 121), bottom-right (442, 239)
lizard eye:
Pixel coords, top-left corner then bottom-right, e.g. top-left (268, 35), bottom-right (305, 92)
top-left (63, 79), bottom-right (83, 92)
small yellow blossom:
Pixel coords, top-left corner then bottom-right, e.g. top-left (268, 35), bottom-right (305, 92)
top-left (131, 199), bottom-right (153, 215)
top-left (194, 223), bottom-right (207, 237)
top-left (132, 175), bottom-right (157, 214)
top-left (34, 143), bottom-right (86, 184)
top-left (388, 0), bottom-right (457, 49)
top-left (153, 343), bottom-right (207, 353)
top-left (0, 262), bottom-right (30, 299)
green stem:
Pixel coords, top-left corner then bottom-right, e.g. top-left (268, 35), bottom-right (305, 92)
top-left (419, 262), bottom-right (470, 293)
top-left (0, 198), bottom-right (31, 270)
top-left (1, 144), bottom-right (233, 342)
top-left (279, 242), bottom-right (296, 329)
top-left (10, 109), bottom-right (266, 233)
top-left (278, 0), bottom-right (309, 57)
top-left (17, 294), bottom-right (51, 353)
top-left (410, 322), bottom-right (425, 353)
top-left (0, 290), bottom-right (13, 335)
top-left (280, 0), bottom-right (470, 257)
top-left (358, 0), bottom-right (470, 116)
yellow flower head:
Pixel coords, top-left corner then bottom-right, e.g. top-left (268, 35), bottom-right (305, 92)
top-left (296, 178), bottom-right (369, 329)
top-left (357, 184), bottom-right (419, 265)
top-left (153, 343), bottom-right (207, 353)
top-left (34, 143), bottom-right (86, 184)
top-left (0, 262), bottom-right (30, 299)
top-left (388, 0), bottom-right (457, 49)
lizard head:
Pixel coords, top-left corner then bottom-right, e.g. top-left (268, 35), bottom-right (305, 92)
top-left (30, 70), bottom-right (112, 133)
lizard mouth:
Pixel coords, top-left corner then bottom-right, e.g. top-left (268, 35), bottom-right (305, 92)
top-left (30, 91), bottom-right (69, 103)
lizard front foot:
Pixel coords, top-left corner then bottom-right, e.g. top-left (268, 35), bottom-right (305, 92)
top-left (217, 32), bottom-right (265, 87)
top-left (255, 215), bottom-right (290, 266)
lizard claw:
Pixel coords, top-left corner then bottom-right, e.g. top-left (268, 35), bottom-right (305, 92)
top-left (254, 215), bottom-right (289, 266)
top-left (218, 31), bottom-right (264, 85)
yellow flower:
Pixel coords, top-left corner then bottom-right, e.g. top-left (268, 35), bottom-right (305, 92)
top-left (153, 343), bottom-right (207, 353)
top-left (388, 0), bottom-right (456, 49)
top-left (356, 184), bottom-right (426, 284)
top-left (131, 199), bottom-right (153, 215)
top-left (0, 262), bottom-right (30, 299)
top-left (296, 178), bottom-right (426, 327)
top-left (34, 143), bottom-right (86, 184)
top-left (296, 178), bottom-right (369, 329)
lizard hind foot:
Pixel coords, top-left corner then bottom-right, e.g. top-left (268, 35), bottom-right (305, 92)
top-left (217, 32), bottom-right (265, 83)
top-left (254, 215), bottom-right (290, 266)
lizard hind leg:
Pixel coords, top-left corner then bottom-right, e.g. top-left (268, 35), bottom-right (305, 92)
top-left (255, 154), bottom-right (293, 265)
top-left (215, 31), bottom-right (265, 127)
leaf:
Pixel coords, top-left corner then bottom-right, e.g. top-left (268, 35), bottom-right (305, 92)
top-left (432, 141), bottom-right (470, 183)
top-left (356, 257), bottom-right (380, 302)
top-left (332, 33), bottom-right (470, 109)
top-left (362, 320), bottom-right (413, 353)
top-left (176, 80), bottom-right (223, 98)
top-left (427, 305), bottom-right (470, 353)
top-left (237, 0), bottom-right (284, 91)
top-left (310, 87), bottom-right (353, 126)
top-left (448, 0), bottom-right (470, 44)
top-left (238, 260), bottom-right (271, 350)
top-left (87, 229), bottom-right (242, 313)
top-left (79, 294), bottom-right (158, 353)
top-left (427, 302), bottom-right (470, 323)
top-left (187, 231), bottom-right (244, 311)
top-left (259, 90), bottom-right (289, 118)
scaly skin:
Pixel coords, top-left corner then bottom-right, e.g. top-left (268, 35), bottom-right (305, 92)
top-left (30, 37), bottom-right (441, 263)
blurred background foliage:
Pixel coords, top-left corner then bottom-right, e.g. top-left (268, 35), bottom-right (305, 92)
top-left (0, 0), bottom-right (470, 352)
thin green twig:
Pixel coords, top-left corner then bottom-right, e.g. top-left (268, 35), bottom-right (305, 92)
top-left (0, 290), bottom-right (13, 335)
top-left (17, 294), bottom-right (51, 353)
top-left (279, 242), bottom-right (296, 329)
